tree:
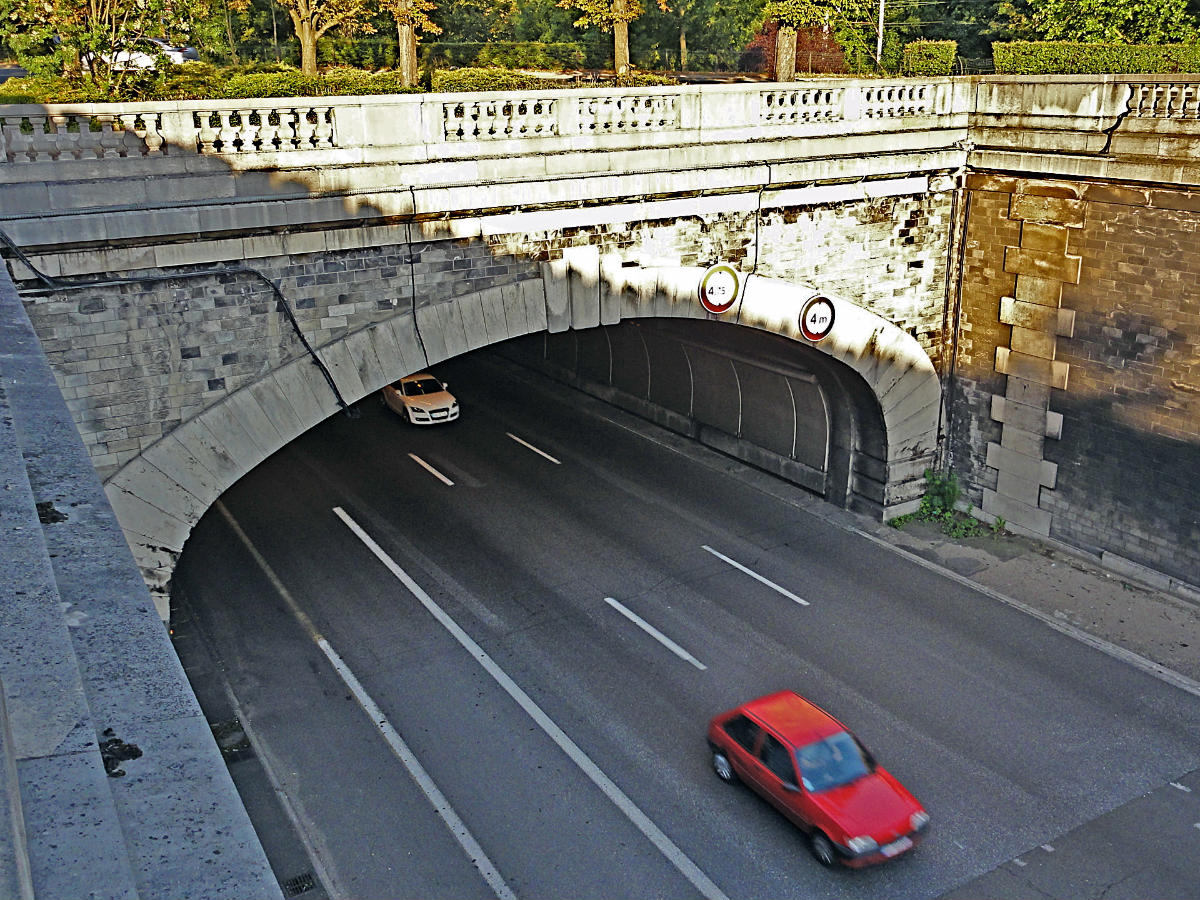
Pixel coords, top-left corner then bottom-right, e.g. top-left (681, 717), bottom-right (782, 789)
top-left (998, 0), bottom-right (1200, 43)
top-left (275, 0), bottom-right (374, 75)
top-left (380, 0), bottom-right (439, 85)
top-left (430, 0), bottom-right (516, 42)
top-left (640, 0), bottom-right (761, 70)
top-left (762, 0), bottom-right (876, 79)
top-left (557, 0), bottom-right (669, 73)
top-left (0, 0), bottom-right (214, 94)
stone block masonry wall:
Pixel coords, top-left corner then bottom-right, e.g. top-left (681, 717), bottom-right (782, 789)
top-left (754, 193), bottom-right (955, 368)
top-left (23, 240), bottom-right (545, 481)
top-left (21, 187), bottom-right (954, 496)
top-left (951, 175), bottom-right (1200, 586)
top-left (488, 189), bottom-right (955, 367)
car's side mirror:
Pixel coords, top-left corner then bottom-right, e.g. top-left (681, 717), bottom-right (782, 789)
top-left (782, 782), bottom-right (801, 793)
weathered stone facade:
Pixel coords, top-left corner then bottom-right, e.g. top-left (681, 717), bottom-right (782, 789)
top-left (950, 174), bottom-right (1200, 585)
top-left (24, 189), bottom-right (953, 482)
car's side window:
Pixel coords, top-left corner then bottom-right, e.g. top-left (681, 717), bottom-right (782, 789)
top-left (722, 715), bottom-right (760, 753)
top-left (760, 733), bottom-right (797, 786)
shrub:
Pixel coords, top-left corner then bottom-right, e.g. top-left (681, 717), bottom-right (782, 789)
top-left (217, 67), bottom-right (420, 99)
top-left (612, 71), bottom-right (679, 87)
top-left (423, 42), bottom-right (585, 71)
top-left (431, 67), bottom-right (544, 92)
top-left (902, 40), bottom-right (957, 76)
top-left (993, 41), bottom-right (1200, 75)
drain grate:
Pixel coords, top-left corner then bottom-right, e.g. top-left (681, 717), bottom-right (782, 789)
top-left (281, 872), bottom-right (317, 897)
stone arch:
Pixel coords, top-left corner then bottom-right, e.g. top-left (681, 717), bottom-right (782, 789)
top-left (105, 253), bottom-right (939, 615)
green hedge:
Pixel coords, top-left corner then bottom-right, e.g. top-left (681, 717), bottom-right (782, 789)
top-left (431, 67), bottom-right (546, 92)
top-left (423, 42), bottom-right (585, 70)
top-left (902, 40), bottom-right (957, 76)
top-left (218, 67), bottom-right (420, 98)
top-left (993, 41), bottom-right (1200, 74)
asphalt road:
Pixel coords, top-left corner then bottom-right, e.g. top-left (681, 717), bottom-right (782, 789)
top-left (172, 351), bottom-right (1200, 900)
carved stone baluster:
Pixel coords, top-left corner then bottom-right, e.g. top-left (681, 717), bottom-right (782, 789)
top-left (95, 114), bottom-right (125, 158)
top-left (252, 107), bottom-right (275, 151)
top-left (140, 113), bottom-right (164, 155)
top-left (312, 106), bottom-right (333, 146)
top-left (45, 114), bottom-right (74, 160)
top-left (26, 115), bottom-right (56, 161)
top-left (442, 102), bottom-right (464, 140)
top-left (477, 101), bottom-right (497, 138)
top-left (1185, 86), bottom-right (1200, 119)
top-left (4, 116), bottom-right (33, 162)
top-left (116, 114), bottom-right (144, 157)
top-left (214, 109), bottom-right (236, 152)
top-left (196, 111), bottom-right (218, 152)
top-left (295, 107), bottom-right (317, 148)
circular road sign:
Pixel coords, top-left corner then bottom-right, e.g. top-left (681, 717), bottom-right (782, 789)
top-left (698, 264), bottom-right (741, 315)
top-left (799, 295), bottom-right (836, 342)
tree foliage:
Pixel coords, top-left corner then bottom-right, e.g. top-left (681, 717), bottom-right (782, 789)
top-left (429, 0), bottom-right (514, 42)
top-left (557, 0), bottom-right (670, 71)
top-left (762, 0), bottom-right (878, 61)
top-left (275, 0), bottom-right (376, 74)
top-left (0, 0), bottom-right (220, 95)
top-left (997, 0), bottom-right (1200, 43)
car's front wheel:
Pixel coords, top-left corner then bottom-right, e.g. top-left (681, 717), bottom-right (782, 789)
top-left (711, 750), bottom-right (736, 783)
top-left (809, 831), bottom-right (837, 867)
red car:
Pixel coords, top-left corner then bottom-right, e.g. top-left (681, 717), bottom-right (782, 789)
top-left (706, 691), bottom-right (928, 868)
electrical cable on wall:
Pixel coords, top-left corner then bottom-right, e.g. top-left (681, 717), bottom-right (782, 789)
top-left (406, 185), bottom-right (431, 370)
top-left (0, 227), bottom-right (353, 416)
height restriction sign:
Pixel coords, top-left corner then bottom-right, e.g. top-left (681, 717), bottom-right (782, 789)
top-left (698, 264), bottom-right (741, 315)
top-left (799, 295), bottom-right (836, 342)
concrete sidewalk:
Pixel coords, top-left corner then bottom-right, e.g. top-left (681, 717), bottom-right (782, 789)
top-left (860, 515), bottom-right (1200, 690)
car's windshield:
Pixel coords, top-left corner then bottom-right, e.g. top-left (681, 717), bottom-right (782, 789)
top-left (404, 378), bottom-right (443, 396)
top-left (796, 731), bottom-right (872, 793)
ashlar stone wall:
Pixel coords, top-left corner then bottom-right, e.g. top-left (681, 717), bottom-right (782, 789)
top-left (950, 174), bottom-right (1200, 586)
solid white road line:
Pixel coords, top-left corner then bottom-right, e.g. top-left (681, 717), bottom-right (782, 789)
top-left (604, 597), bottom-right (707, 671)
top-left (701, 545), bottom-right (810, 606)
top-left (217, 502), bottom-right (513, 900)
top-left (334, 506), bottom-right (729, 900)
top-left (409, 453), bottom-right (455, 485)
top-left (506, 432), bottom-right (561, 464)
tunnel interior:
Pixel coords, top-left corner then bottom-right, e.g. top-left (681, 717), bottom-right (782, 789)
top-left (498, 318), bottom-right (890, 517)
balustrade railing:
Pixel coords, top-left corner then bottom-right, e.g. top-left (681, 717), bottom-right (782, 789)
top-left (4, 77), bottom-right (1199, 167)
top-left (1130, 82), bottom-right (1200, 118)
top-left (0, 80), bottom-right (960, 166)
top-left (1, 111), bottom-right (165, 162)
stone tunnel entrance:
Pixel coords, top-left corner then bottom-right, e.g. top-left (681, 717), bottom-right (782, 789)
top-left (501, 318), bottom-right (893, 519)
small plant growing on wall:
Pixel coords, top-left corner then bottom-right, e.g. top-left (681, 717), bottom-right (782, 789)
top-left (891, 469), bottom-right (1006, 539)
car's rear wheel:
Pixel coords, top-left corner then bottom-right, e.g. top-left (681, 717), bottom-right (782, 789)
top-left (711, 750), bottom-right (736, 783)
top-left (809, 831), bottom-right (836, 867)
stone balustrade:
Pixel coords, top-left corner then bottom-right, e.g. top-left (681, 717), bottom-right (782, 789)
top-left (0, 79), bottom-right (968, 167)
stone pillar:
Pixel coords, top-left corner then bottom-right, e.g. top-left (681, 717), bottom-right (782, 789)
top-left (978, 187), bottom-right (1082, 535)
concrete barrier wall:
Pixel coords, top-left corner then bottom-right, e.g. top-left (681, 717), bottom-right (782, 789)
top-left (0, 267), bottom-right (280, 899)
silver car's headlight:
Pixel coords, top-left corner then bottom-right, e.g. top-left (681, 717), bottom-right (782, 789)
top-left (846, 836), bottom-right (878, 854)
top-left (910, 811), bottom-right (930, 831)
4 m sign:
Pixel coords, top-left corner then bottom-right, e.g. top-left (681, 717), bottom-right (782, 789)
top-left (799, 296), bottom-right (836, 342)
top-left (698, 264), bottom-right (741, 314)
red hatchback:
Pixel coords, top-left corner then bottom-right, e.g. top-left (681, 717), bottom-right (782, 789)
top-left (706, 691), bottom-right (929, 868)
